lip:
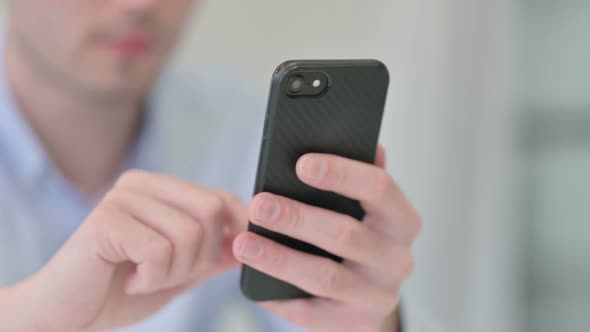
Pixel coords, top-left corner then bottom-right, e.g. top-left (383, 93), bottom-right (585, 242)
top-left (107, 35), bottom-right (153, 56)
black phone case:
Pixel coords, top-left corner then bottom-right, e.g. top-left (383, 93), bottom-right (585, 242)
top-left (240, 59), bottom-right (389, 301)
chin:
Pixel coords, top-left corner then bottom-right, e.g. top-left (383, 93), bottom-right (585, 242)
top-left (81, 81), bottom-right (149, 105)
top-left (92, 72), bottom-right (155, 97)
top-left (77, 57), bottom-right (163, 102)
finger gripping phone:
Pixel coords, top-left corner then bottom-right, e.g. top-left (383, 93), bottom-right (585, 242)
top-left (240, 59), bottom-right (389, 301)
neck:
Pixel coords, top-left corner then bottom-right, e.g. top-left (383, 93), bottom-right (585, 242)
top-left (5, 34), bottom-right (144, 198)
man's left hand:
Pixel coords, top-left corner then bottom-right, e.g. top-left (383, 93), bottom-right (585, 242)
top-left (233, 145), bottom-right (421, 332)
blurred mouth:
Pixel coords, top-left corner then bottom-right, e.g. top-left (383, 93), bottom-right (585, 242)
top-left (105, 34), bottom-right (154, 57)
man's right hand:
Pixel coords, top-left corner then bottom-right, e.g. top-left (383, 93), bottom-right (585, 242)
top-left (2, 170), bottom-right (247, 332)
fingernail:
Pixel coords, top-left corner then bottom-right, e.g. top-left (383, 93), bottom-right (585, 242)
top-left (255, 196), bottom-right (279, 223)
top-left (239, 238), bottom-right (264, 260)
top-left (299, 156), bottom-right (327, 181)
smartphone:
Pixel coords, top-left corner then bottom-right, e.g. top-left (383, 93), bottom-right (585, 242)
top-left (240, 59), bottom-right (389, 301)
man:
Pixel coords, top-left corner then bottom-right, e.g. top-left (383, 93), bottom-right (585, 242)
top-left (0, 1), bottom-right (427, 331)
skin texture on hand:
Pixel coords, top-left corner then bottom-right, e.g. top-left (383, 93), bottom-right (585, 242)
top-left (3, 170), bottom-right (247, 332)
top-left (0, 283), bottom-right (37, 331)
top-left (1, 145), bottom-right (417, 332)
top-left (233, 145), bottom-right (420, 332)
top-left (2, 1), bottom-right (416, 331)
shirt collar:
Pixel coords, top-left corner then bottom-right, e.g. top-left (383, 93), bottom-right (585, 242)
top-left (0, 47), bottom-right (49, 189)
top-left (0, 43), bottom-right (164, 193)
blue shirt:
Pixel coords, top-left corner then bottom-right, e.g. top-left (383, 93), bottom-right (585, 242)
top-left (0, 55), bottom-right (438, 331)
top-left (0, 55), bottom-right (304, 330)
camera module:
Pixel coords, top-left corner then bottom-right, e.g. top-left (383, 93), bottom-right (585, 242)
top-left (287, 75), bottom-right (305, 93)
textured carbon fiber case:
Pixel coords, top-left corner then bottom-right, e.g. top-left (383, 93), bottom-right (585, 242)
top-left (240, 60), bottom-right (389, 301)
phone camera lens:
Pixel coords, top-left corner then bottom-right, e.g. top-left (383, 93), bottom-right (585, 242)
top-left (287, 75), bottom-right (304, 93)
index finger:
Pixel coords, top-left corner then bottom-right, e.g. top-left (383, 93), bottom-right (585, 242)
top-left (114, 170), bottom-right (247, 232)
top-left (295, 153), bottom-right (403, 217)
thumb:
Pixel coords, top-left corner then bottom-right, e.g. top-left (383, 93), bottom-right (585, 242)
top-left (29, 206), bottom-right (164, 329)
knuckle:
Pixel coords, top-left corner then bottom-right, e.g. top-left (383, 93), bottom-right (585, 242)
top-left (201, 194), bottom-right (225, 220)
top-left (177, 222), bottom-right (202, 248)
top-left (332, 162), bottom-right (348, 187)
top-left (222, 191), bottom-right (242, 205)
top-left (268, 246), bottom-right (286, 272)
top-left (395, 250), bottom-right (414, 280)
top-left (86, 203), bottom-right (129, 257)
top-left (409, 207), bottom-right (423, 238)
top-left (371, 171), bottom-right (395, 201)
top-left (288, 202), bottom-right (304, 231)
top-left (90, 199), bottom-right (124, 228)
top-left (336, 221), bottom-right (363, 251)
top-left (101, 188), bottom-right (121, 205)
top-left (102, 187), bottom-right (133, 205)
top-left (318, 262), bottom-right (343, 293)
top-left (115, 169), bottom-right (148, 187)
top-left (147, 238), bottom-right (173, 265)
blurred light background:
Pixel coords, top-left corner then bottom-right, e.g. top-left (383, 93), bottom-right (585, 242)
top-left (2, 0), bottom-right (588, 331)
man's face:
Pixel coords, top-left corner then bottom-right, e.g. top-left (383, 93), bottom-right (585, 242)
top-left (7, 0), bottom-right (196, 102)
